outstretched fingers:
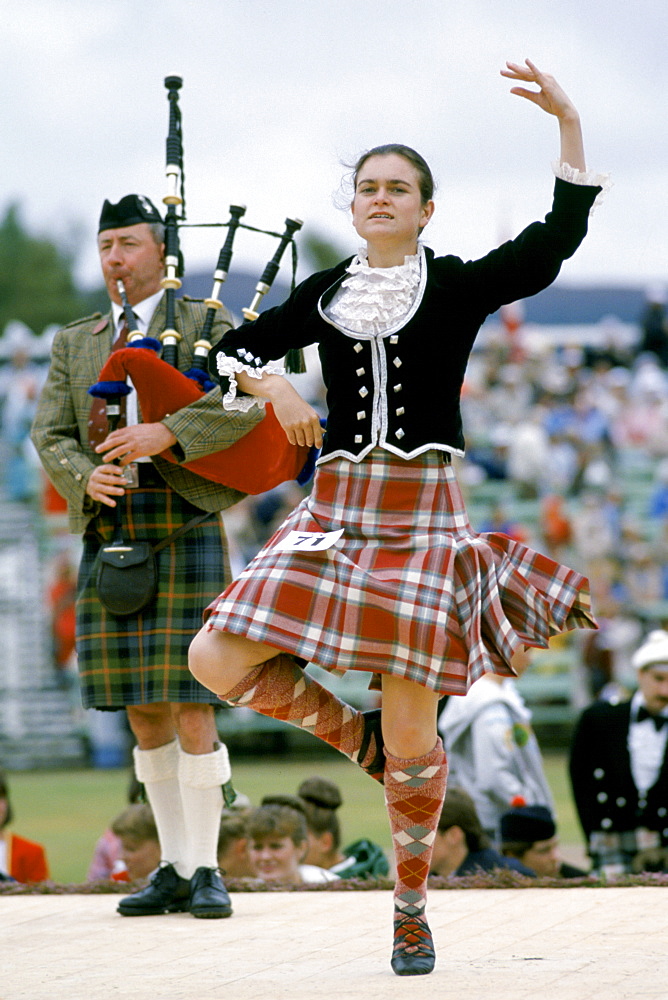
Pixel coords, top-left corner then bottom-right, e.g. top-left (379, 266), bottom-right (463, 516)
top-left (501, 58), bottom-right (577, 120)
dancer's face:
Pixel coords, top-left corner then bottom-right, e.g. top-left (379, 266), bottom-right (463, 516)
top-left (351, 153), bottom-right (434, 251)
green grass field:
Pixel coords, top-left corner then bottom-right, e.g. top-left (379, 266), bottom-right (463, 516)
top-left (6, 750), bottom-right (584, 883)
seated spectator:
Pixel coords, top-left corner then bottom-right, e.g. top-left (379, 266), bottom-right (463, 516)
top-left (430, 787), bottom-right (534, 878)
top-left (500, 800), bottom-right (589, 878)
top-left (649, 459), bottom-right (668, 521)
top-left (0, 769), bottom-right (50, 883)
top-left (624, 541), bottom-right (665, 611)
top-left (217, 809), bottom-right (254, 879)
top-left (297, 776), bottom-right (389, 879)
top-left (110, 804), bottom-right (161, 882)
top-left (247, 799), bottom-right (339, 885)
top-left (613, 385), bottom-right (668, 456)
top-left (478, 503), bottom-right (527, 544)
top-left (571, 491), bottom-right (618, 563)
top-left (539, 494), bottom-right (573, 561)
top-left (506, 407), bottom-right (550, 498)
top-left (87, 774), bottom-right (144, 881)
top-left (637, 287), bottom-right (668, 368)
top-left (48, 550), bottom-right (77, 684)
top-left (438, 650), bottom-right (554, 842)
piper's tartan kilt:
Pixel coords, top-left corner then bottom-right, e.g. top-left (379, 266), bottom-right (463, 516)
top-left (77, 481), bottom-right (230, 709)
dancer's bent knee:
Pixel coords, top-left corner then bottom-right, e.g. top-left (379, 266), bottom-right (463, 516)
top-left (188, 627), bottom-right (281, 697)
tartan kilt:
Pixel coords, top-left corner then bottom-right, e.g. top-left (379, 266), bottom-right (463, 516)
top-left (205, 449), bottom-right (597, 695)
top-left (77, 480), bottom-right (230, 709)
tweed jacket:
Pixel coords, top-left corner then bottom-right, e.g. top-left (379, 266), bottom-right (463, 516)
top-left (569, 700), bottom-right (668, 844)
top-left (211, 178), bottom-right (601, 464)
top-left (32, 296), bottom-right (263, 534)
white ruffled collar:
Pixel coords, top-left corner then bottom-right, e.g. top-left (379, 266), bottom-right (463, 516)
top-left (347, 247), bottom-right (421, 282)
top-left (323, 246), bottom-right (423, 336)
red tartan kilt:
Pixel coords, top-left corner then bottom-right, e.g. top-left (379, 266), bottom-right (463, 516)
top-left (205, 449), bottom-right (597, 695)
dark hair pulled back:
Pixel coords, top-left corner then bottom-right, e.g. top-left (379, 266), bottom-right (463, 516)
top-left (352, 144), bottom-right (435, 206)
top-left (297, 776), bottom-right (342, 849)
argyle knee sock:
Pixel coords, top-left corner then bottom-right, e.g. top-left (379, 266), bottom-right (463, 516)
top-left (384, 739), bottom-right (448, 939)
top-left (222, 654), bottom-right (380, 771)
top-left (177, 743), bottom-right (231, 879)
top-left (133, 739), bottom-right (188, 879)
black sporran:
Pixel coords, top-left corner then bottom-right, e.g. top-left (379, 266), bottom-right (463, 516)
top-left (95, 541), bottom-right (158, 617)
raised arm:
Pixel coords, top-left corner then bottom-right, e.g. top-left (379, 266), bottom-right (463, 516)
top-left (501, 58), bottom-right (586, 171)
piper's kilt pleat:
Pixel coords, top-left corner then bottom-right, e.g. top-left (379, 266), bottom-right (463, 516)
top-left (205, 449), bottom-right (597, 695)
top-left (77, 482), bottom-right (230, 709)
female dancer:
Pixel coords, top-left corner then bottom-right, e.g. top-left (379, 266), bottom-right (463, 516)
top-left (190, 59), bottom-right (605, 975)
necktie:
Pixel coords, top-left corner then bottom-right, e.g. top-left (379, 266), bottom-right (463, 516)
top-left (87, 318), bottom-right (129, 449)
top-left (637, 706), bottom-right (668, 731)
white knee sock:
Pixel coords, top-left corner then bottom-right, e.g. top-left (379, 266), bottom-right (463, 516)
top-left (133, 740), bottom-right (188, 879)
top-left (177, 743), bottom-right (231, 879)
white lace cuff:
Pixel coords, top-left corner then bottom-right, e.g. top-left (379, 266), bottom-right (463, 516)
top-left (552, 160), bottom-right (612, 214)
top-left (215, 351), bottom-right (285, 411)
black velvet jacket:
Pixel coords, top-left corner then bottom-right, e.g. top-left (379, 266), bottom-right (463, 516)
top-left (210, 178), bottom-right (601, 464)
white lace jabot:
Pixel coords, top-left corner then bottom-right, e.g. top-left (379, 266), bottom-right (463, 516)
top-left (324, 248), bottom-right (422, 335)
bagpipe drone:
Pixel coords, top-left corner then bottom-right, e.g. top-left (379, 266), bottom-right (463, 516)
top-left (88, 75), bottom-right (312, 496)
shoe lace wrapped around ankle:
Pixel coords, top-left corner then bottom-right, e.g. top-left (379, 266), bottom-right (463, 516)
top-left (393, 915), bottom-right (435, 957)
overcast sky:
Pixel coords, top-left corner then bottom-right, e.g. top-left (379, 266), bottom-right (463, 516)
top-left (4, 0), bottom-right (666, 294)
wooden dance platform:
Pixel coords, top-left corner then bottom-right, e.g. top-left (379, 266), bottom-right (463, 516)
top-left (2, 886), bottom-right (666, 999)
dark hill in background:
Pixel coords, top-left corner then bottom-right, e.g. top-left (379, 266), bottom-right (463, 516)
top-left (181, 269), bottom-right (648, 327)
top-left (180, 272), bottom-right (293, 326)
top-left (515, 284), bottom-right (647, 326)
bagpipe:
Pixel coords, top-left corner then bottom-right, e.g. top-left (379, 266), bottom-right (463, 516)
top-left (88, 75), bottom-right (312, 496)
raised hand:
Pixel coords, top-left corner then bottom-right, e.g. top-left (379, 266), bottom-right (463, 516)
top-left (501, 58), bottom-right (585, 170)
top-left (501, 59), bottom-right (579, 121)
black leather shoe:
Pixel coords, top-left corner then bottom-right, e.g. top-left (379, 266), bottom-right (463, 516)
top-left (391, 914), bottom-right (436, 976)
top-left (117, 863), bottom-right (190, 916)
top-left (189, 867), bottom-right (232, 919)
top-left (359, 708), bottom-right (385, 783)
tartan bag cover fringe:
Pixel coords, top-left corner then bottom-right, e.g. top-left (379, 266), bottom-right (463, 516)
top-left (205, 449), bottom-right (597, 695)
top-left (77, 482), bottom-right (230, 709)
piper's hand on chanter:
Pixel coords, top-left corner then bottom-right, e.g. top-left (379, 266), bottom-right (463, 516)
top-left (501, 58), bottom-right (586, 170)
top-left (95, 423), bottom-right (178, 464)
top-left (86, 462), bottom-right (128, 506)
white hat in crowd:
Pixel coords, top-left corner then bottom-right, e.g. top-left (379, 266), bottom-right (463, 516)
top-left (632, 630), bottom-right (668, 671)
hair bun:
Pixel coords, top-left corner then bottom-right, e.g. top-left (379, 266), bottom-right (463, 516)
top-left (298, 776), bottom-right (342, 811)
top-left (260, 793), bottom-right (306, 816)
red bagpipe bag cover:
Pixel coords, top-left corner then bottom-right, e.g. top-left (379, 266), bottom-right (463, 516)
top-left (97, 347), bottom-right (309, 495)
